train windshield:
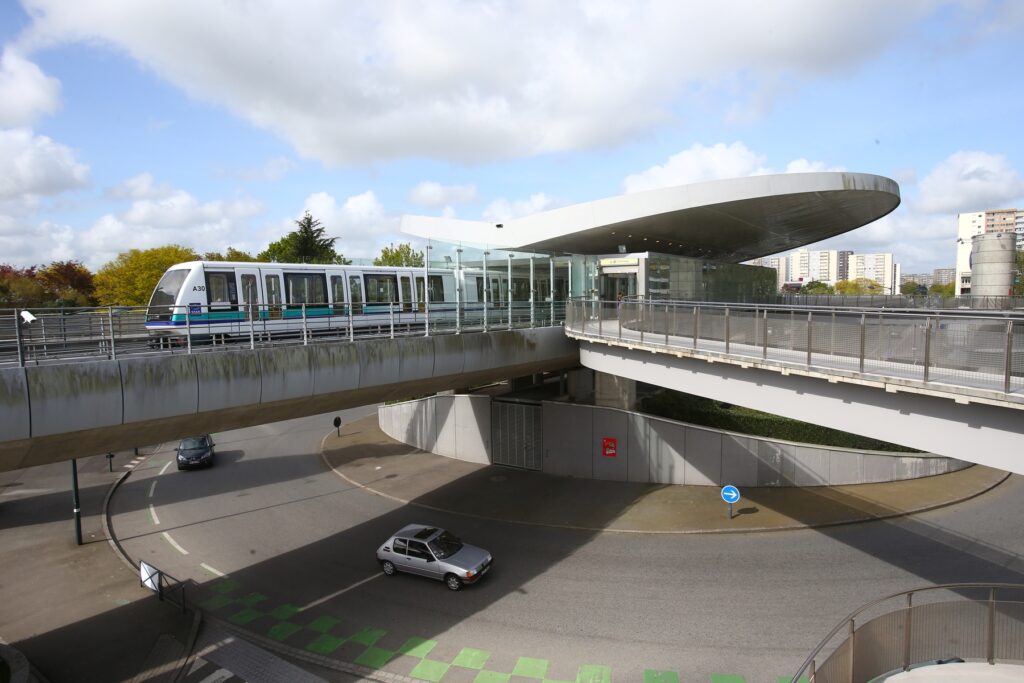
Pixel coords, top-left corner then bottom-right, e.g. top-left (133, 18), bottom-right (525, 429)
top-left (148, 269), bottom-right (189, 312)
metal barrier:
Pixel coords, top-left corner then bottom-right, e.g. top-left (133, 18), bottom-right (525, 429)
top-left (791, 583), bottom-right (1024, 683)
top-left (139, 560), bottom-right (189, 614)
top-left (566, 299), bottom-right (1024, 399)
top-left (0, 299), bottom-right (567, 368)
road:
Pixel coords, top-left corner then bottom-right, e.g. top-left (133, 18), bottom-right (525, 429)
top-left (108, 409), bottom-right (1024, 682)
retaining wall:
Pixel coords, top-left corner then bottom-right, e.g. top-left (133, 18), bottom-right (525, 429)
top-left (379, 395), bottom-right (971, 486)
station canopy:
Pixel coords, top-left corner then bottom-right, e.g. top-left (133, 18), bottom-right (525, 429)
top-left (401, 172), bottom-right (900, 263)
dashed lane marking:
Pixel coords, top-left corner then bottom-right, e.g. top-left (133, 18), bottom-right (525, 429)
top-left (149, 481), bottom-right (157, 498)
top-left (201, 563), bottom-right (226, 577)
top-left (162, 531), bottom-right (189, 555)
top-left (300, 573), bottom-right (382, 611)
top-left (149, 504), bottom-right (160, 525)
top-left (159, 461), bottom-right (172, 475)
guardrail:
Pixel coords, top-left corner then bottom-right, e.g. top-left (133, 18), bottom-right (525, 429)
top-left (0, 299), bottom-right (567, 367)
top-left (566, 299), bottom-right (1024, 400)
top-left (140, 560), bottom-right (189, 615)
top-left (791, 583), bottom-right (1024, 683)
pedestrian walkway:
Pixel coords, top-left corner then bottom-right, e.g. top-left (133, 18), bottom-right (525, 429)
top-left (321, 415), bottom-right (1009, 533)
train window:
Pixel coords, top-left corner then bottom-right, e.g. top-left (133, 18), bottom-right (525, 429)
top-left (475, 276), bottom-right (485, 302)
top-left (428, 275), bottom-right (445, 302)
top-left (349, 275), bottom-right (363, 314)
top-left (330, 275), bottom-right (346, 313)
top-left (284, 273), bottom-right (327, 305)
top-left (512, 277), bottom-right (530, 301)
top-left (205, 272), bottom-right (236, 307)
top-left (365, 274), bottom-right (398, 304)
top-left (265, 275), bottom-right (282, 305)
top-left (240, 274), bottom-right (258, 320)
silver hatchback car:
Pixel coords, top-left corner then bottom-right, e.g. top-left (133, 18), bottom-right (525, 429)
top-left (376, 524), bottom-right (493, 591)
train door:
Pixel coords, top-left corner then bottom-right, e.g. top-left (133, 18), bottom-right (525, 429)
top-left (399, 274), bottom-right (413, 313)
top-left (263, 269), bottom-right (283, 320)
top-left (204, 268), bottom-right (238, 315)
top-left (348, 273), bottom-right (364, 315)
top-left (236, 268), bottom-right (260, 321)
top-left (329, 272), bottom-right (347, 315)
top-left (415, 276), bottom-right (425, 313)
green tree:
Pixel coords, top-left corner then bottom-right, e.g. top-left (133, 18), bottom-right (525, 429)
top-left (928, 282), bottom-right (955, 297)
top-left (203, 247), bottom-right (262, 262)
top-left (37, 260), bottom-right (96, 306)
top-left (258, 211), bottom-right (349, 264)
top-left (800, 280), bottom-right (834, 295)
top-left (900, 281), bottom-right (924, 296)
top-left (374, 242), bottom-right (424, 267)
top-left (835, 278), bottom-right (883, 295)
top-left (1015, 251), bottom-right (1024, 296)
top-left (94, 245), bottom-right (199, 306)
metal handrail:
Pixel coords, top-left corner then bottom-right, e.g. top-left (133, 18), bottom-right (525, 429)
top-left (791, 582), bottom-right (1024, 683)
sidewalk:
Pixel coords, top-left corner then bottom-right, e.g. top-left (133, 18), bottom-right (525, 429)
top-left (0, 449), bottom-right (194, 683)
top-left (322, 415), bottom-right (1010, 533)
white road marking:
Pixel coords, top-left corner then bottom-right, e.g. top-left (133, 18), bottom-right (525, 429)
top-left (0, 488), bottom-right (53, 497)
top-left (159, 461), bottom-right (172, 475)
top-left (148, 481), bottom-right (157, 498)
top-left (162, 532), bottom-right (189, 555)
top-left (300, 573), bottom-right (382, 611)
top-left (200, 563), bottom-right (225, 577)
top-left (149, 504), bottom-right (160, 525)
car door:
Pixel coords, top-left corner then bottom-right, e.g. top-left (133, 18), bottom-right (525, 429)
top-left (389, 537), bottom-right (413, 573)
top-left (406, 540), bottom-right (440, 578)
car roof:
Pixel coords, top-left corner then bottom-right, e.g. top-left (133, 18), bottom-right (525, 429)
top-left (394, 524), bottom-right (441, 541)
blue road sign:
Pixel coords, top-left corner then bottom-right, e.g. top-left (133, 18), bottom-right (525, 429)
top-left (721, 485), bottom-right (741, 504)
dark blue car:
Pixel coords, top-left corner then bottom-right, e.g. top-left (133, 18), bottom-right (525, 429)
top-left (176, 435), bottom-right (215, 470)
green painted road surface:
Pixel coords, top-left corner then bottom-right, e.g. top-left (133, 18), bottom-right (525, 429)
top-left (199, 578), bottom-right (808, 682)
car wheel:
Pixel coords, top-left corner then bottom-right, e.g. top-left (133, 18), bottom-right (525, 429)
top-left (381, 560), bottom-right (396, 576)
top-left (445, 574), bottom-right (462, 591)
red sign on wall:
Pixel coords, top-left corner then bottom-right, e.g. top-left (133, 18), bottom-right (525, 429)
top-left (602, 437), bottom-right (618, 458)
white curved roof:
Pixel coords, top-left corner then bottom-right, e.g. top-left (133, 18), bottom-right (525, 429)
top-left (402, 171), bottom-right (900, 262)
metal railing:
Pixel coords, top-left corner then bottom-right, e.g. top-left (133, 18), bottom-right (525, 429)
top-left (566, 299), bottom-right (1024, 400)
top-left (140, 560), bottom-right (189, 615)
top-left (791, 583), bottom-right (1024, 683)
top-left (0, 299), bottom-right (567, 367)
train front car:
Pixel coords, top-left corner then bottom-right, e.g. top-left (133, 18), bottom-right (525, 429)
top-left (145, 262), bottom-right (206, 342)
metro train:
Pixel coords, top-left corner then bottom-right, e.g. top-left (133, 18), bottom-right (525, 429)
top-left (144, 260), bottom-right (565, 342)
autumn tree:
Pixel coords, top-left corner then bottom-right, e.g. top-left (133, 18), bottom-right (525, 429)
top-left (203, 247), bottom-right (261, 262)
top-left (374, 242), bottom-right (424, 267)
top-left (94, 245), bottom-right (199, 306)
top-left (258, 211), bottom-right (349, 264)
top-left (37, 260), bottom-right (96, 306)
top-left (0, 265), bottom-right (46, 307)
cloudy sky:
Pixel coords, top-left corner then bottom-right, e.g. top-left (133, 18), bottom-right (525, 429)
top-left (1, 0), bottom-right (1022, 272)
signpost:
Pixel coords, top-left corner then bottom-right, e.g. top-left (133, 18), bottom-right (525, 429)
top-left (333, 416), bottom-right (342, 437)
top-left (721, 484), bottom-right (740, 520)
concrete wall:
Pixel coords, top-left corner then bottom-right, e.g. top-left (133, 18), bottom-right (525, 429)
top-left (378, 395), bottom-right (491, 464)
top-left (379, 395), bottom-right (970, 486)
top-left (0, 327), bottom-right (578, 472)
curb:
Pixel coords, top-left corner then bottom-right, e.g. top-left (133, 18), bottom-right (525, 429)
top-left (320, 428), bottom-right (1013, 535)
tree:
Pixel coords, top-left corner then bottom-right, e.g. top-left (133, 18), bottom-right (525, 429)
top-left (258, 211), bottom-right (349, 264)
top-left (0, 265), bottom-right (46, 307)
top-left (94, 245), bottom-right (199, 306)
top-left (1015, 250), bottom-right (1024, 296)
top-left (928, 282), bottom-right (954, 297)
top-left (203, 247), bottom-right (261, 262)
top-left (835, 278), bottom-right (883, 295)
top-left (800, 280), bottom-right (834, 295)
top-left (374, 242), bottom-right (424, 267)
top-left (900, 281), bottom-right (924, 296)
top-left (37, 260), bottom-right (96, 306)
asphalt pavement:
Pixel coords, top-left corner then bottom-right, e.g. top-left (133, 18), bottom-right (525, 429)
top-left (0, 413), bottom-right (1012, 683)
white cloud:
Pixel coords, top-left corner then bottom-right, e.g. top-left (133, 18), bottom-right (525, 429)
top-left (219, 156), bottom-right (296, 183)
top-left (915, 151), bottom-right (1024, 214)
top-left (482, 193), bottom-right (559, 223)
top-left (0, 47), bottom-right (61, 127)
top-left (622, 142), bottom-right (844, 193)
top-left (0, 128), bottom-right (89, 201)
top-left (283, 190), bottom-right (400, 260)
top-left (0, 219), bottom-right (75, 266)
top-left (409, 181), bottom-right (477, 208)
top-left (77, 185), bottom-right (264, 268)
top-left (18, 1), bottom-right (938, 164)
top-left (107, 172), bottom-right (173, 200)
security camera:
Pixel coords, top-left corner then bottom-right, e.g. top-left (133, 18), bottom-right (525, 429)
top-left (20, 311), bottom-right (36, 324)
top-left (495, 223), bottom-right (503, 229)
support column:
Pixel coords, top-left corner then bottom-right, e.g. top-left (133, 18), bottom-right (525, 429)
top-left (594, 371), bottom-right (636, 410)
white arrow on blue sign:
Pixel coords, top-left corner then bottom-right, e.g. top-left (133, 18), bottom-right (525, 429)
top-left (721, 485), bottom-right (741, 504)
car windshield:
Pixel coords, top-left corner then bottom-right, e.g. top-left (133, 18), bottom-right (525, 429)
top-left (180, 437), bottom-right (208, 449)
top-left (427, 530), bottom-right (463, 559)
